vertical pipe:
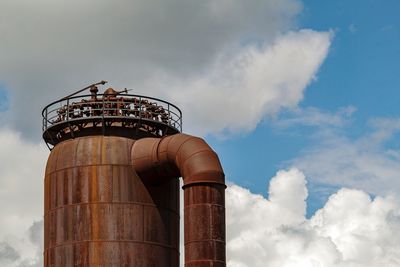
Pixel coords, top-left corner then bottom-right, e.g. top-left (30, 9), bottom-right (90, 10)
top-left (184, 183), bottom-right (225, 267)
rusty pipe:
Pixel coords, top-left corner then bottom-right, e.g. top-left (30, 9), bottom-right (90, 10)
top-left (60, 80), bottom-right (107, 100)
top-left (131, 133), bottom-right (226, 267)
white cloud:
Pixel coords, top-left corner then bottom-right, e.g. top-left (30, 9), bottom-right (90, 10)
top-left (0, 0), bottom-right (333, 139)
top-left (0, 0), bottom-right (305, 138)
top-left (310, 189), bottom-right (400, 265)
top-left (0, 130), bottom-right (47, 236)
top-left (0, 129), bottom-right (47, 267)
top-left (162, 29), bottom-right (333, 135)
top-left (1, 221), bottom-right (44, 267)
top-left (227, 168), bottom-right (400, 267)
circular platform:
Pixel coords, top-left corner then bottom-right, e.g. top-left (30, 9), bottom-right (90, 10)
top-left (42, 89), bottom-right (182, 149)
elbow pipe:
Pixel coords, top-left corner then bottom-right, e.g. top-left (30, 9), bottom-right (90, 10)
top-left (131, 133), bottom-right (226, 267)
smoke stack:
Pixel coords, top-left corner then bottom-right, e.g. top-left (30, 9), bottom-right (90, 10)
top-left (42, 83), bottom-right (226, 266)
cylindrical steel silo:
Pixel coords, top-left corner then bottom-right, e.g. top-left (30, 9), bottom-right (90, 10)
top-left (42, 82), bottom-right (226, 267)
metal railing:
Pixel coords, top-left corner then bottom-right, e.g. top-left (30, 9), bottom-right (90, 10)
top-left (42, 92), bottom-right (182, 144)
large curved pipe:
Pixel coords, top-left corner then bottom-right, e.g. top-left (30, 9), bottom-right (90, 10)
top-left (131, 133), bottom-right (226, 267)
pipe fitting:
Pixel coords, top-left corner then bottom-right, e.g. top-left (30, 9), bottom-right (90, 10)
top-left (131, 133), bottom-right (225, 187)
top-left (131, 133), bottom-right (226, 266)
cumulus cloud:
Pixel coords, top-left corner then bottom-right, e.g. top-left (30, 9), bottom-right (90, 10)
top-left (0, 130), bottom-right (47, 235)
top-left (226, 168), bottom-right (400, 267)
top-left (0, 220), bottom-right (43, 267)
top-left (0, 0), bottom-right (334, 138)
top-left (0, 242), bottom-right (20, 263)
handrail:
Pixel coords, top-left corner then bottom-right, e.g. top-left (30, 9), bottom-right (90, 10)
top-left (42, 92), bottom-right (182, 149)
top-left (42, 93), bottom-right (181, 117)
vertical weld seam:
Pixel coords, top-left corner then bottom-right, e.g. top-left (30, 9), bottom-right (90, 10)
top-left (154, 139), bottom-right (162, 177)
top-left (154, 138), bottom-right (161, 163)
top-left (54, 142), bottom-right (61, 172)
top-left (122, 138), bottom-right (132, 204)
top-left (173, 136), bottom-right (195, 169)
top-left (129, 139), bottom-right (138, 182)
top-left (156, 136), bottom-right (168, 162)
top-left (74, 137), bottom-right (81, 167)
top-left (151, 139), bottom-right (160, 164)
top-left (128, 138), bottom-right (135, 166)
top-left (164, 135), bottom-right (174, 161)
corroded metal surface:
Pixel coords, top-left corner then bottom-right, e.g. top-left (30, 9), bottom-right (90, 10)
top-left (131, 134), bottom-right (226, 267)
top-left (43, 86), bottom-right (225, 266)
top-left (44, 136), bottom-right (179, 266)
top-left (184, 184), bottom-right (226, 267)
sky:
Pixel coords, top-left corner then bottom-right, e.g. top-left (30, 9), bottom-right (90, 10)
top-left (0, 0), bottom-right (400, 266)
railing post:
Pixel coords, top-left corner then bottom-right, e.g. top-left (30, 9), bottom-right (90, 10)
top-left (66, 99), bottom-right (69, 122)
top-left (138, 97), bottom-right (142, 126)
top-left (102, 96), bottom-right (105, 134)
top-left (167, 103), bottom-right (170, 126)
top-left (46, 108), bottom-right (49, 130)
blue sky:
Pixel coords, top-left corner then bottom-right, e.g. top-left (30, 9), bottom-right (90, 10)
top-left (0, 88), bottom-right (8, 112)
top-left (208, 0), bottom-right (400, 215)
top-left (302, 0), bottom-right (400, 115)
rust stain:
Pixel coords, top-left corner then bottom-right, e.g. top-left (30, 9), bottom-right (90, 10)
top-left (44, 136), bottom-right (183, 266)
top-left (43, 87), bottom-right (225, 266)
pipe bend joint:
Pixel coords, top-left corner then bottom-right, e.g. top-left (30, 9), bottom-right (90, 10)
top-left (131, 133), bottom-right (225, 187)
top-left (131, 133), bottom-right (226, 266)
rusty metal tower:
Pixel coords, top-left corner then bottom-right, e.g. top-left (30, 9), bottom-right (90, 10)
top-left (42, 81), bottom-right (226, 266)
